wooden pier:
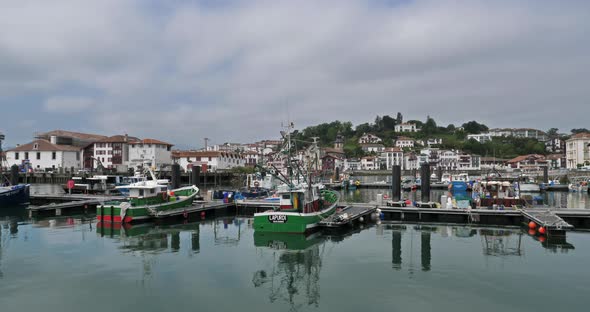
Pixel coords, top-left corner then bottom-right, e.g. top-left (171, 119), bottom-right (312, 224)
top-left (318, 205), bottom-right (377, 228)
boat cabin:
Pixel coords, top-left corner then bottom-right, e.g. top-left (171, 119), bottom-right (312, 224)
top-left (278, 185), bottom-right (321, 213)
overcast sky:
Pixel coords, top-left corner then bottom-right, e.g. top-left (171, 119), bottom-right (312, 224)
top-left (1, 0), bottom-right (589, 149)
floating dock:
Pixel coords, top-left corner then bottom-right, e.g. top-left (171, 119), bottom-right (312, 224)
top-left (521, 209), bottom-right (574, 236)
top-left (318, 205), bottom-right (377, 228)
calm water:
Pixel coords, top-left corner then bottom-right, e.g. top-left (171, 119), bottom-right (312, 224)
top-left (0, 215), bottom-right (588, 312)
top-left (1, 183), bottom-right (589, 311)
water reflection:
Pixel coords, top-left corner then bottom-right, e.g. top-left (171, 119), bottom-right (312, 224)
top-left (253, 232), bottom-right (325, 311)
top-left (385, 223), bottom-right (575, 274)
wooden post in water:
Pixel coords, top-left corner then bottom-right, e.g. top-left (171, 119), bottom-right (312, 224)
top-left (392, 165), bottom-right (401, 201)
top-left (420, 163), bottom-right (430, 203)
top-left (543, 166), bottom-right (549, 184)
top-left (191, 166), bottom-right (201, 187)
top-left (10, 165), bottom-right (19, 185)
top-left (171, 163), bottom-right (181, 189)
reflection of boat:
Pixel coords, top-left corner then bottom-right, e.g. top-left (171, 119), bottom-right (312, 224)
top-left (252, 231), bottom-right (324, 309)
top-left (254, 231), bottom-right (324, 250)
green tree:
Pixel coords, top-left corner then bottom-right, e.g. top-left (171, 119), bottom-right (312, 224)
top-left (571, 128), bottom-right (590, 134)
top-left (422, 116), bottom-right (438, 136)
top-left (547, 128), bottom-right (559, 137)
top-left (461, 121), bottom-right (489, 134)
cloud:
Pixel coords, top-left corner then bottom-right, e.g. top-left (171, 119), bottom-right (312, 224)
top-left (44, 96), bottom-right (96, 113)
top-left (1, 0), bottom-right (589, 147)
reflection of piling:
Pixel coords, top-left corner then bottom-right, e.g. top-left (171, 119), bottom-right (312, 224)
top-left (191, 231), bottom-right (200, 252)
top-left (191, 166), bottom-right (201, 187)
top-left (171, 163), bottom-right (181, 189)
top-left (420, 164), bottom-right (431, 202)
top-left (437, 166), bottom-right (443, 181)
top-left (392, 231), bottom-right (402, 270)
top-left (171, 232), bottom-right (180, 251)
top-left (421, 232), bottom-right (431, 271)
top-left (10, 165), bottom-right (19, 185)
top-left (392, 165), bottom-right (401, 201)
top-left (543, 166), bottom-right (549, 184)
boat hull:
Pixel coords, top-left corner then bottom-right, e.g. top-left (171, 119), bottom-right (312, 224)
top-left (253, 204), bottom-right (338, 233)
top-left (97, 187), bottom-right (198, 223)
top-left (0, 184), bottom-right (30, 206)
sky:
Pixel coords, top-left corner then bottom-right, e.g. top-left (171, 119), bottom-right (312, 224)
top-left (1, 0), bottom-right (589, 149)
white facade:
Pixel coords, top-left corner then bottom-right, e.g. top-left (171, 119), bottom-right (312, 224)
top-left (467, 133), bottom-right (492, 143)
top-left (360, 144), bottom-right (385, 153)
top-left (128, 140), bottom-right (172, 169)
top-left (395, 123), bottom-right (418, 132)
top-left (344, 159), bottom-right (361, 171)
top-left (173, 151), bottom-right (246, 172)
top-left (360, 156), bottom-right (379, 170)
top-left (358, 133), bottom-right (382, 144)
top-left (395, 138), bottom-right (415, 148)
top-left (380, 148), bottom-right (404, 170)
top-left (566, 133), bottom-right (590, 168)
top-left (5, 139), bottom-right (81, 171)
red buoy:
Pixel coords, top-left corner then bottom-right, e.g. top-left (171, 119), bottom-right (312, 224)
top-left (538, 226), bottom-right (546, 234)
top-left (528, 229), bottom-right (536, 236)
top-left (528, 221), bottom-right (537, 229)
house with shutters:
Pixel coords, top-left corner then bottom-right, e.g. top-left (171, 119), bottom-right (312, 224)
top-left (5, 139), bottom-right (81, 171)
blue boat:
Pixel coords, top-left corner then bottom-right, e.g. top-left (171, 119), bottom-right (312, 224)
top-left (0, 184), bottom-right (30, 206)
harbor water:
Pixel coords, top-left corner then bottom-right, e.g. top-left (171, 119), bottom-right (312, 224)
top-left (1, 184), bottom-right (590, 311)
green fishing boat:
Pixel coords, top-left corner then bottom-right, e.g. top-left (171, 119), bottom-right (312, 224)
top-left (97, 182), bottom-right (199, 223)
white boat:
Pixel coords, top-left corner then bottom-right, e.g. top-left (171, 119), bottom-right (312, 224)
top-left (518, 183), bottom-right (541, 192)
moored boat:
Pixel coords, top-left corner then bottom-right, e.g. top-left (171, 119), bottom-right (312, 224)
top-left (97, 182), bottom-right (199, 223)
top-left (253, 185), bottom-right (339, 233)
top-left (0, 184), bottom-right (30, 206)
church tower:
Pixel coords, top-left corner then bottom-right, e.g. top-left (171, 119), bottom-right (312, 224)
top-left (334, 132), bottom-right (344, 152)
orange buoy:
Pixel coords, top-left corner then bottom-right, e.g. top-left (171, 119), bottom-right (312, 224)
top-left (539, 236), bottom-right (546, 243)
top-left (538, 226), bottom-right (546, 234)
top-left (528, 229), bottom-right (536, 236)
top-left (528, 221), bottom-right (537, 229)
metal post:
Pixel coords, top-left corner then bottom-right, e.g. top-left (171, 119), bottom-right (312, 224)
top-left (543, 166), bottom-right (548, 184)
top-left (392, 165), bottom-right (401, 201)
top-left (191, 166), bottom-right (201, 187)
top-left (420, 163), bottom-right (431, 203)
top-left (171, 163), bottom-right (181, 189)
top-left (10, 164), bottom-right (19, 185)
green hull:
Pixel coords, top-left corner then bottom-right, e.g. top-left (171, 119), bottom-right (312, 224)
top-left (253, 204), bottom-right (338, 233)
top-left (97, 187), bottom-right (198, 223)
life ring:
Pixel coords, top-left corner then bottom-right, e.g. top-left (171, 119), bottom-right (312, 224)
top-left (254, 181), bottom-right (260, 187)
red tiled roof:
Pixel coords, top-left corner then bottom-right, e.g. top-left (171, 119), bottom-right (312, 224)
top-left (569, 132), bottom-right (590, 140)
top-left (384, 147), bottom-right (403, 152)
top-left (99, 135), bottom-right (140, 143)
top-left (129, 138), bottom-right (173, 146)
top-left (507, 154), bottom-right (546, 163)
top-left (7, 139), bottom-right (81, 152)
top-left (172, 150), bottom-right (243, 158)
top-left (37, 130), bottom-right (107, 141)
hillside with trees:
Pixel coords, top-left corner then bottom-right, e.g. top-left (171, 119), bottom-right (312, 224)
top-left (291, 113), bottom-right (570, 159)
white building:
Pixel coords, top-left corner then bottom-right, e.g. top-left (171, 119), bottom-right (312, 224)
top-left (360, 156), bottom-right (379, 170)
top-left (395, 137), bottom-right (415, 148)
top-left (128, 139), bottom-right (173, 169)
top-left (172, 150), bottom-right (246, 172)
top-left (344, 158), bottom-right (361, 171)
top-left (380, 147), bottom-right (404, 170)
top-left (360, 143), bottom-right (385, 153)
top-left (545, 137), bottom-right (565, 153)
top-left (566, 133), bottom-right (590, 168)
top-left (5, 139), bottom-right (81, 171)
top-left (395, 123), bottom-right (418, 133)
top-left (358, 133), bottom-right (382, 144)
top-left (243, 151), bottom-right (260, 167)
top-left (467, 133), bottom-right (493, 143)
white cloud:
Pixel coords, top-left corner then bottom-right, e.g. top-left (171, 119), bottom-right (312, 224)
top-left (44, 96), bottom-right (95, 113)
top-left (1, 0), bottom-right (590, 146)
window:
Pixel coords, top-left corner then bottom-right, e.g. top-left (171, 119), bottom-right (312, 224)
top-left (15, 152), bottom-right (19, 160)
top-left (282, 194), bottom-right (291, 199)
top-left (33, 143), bottom-right (38, 150)
top-left (25, 152), bottom-right (29, 159)
top-left (36, 152), bottom-right (41, 160)
top-left (150, 189), bottom-right (155, 194)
